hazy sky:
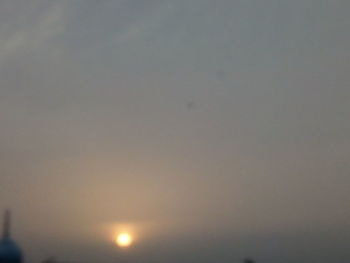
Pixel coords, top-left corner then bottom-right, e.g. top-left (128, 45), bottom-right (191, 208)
top-left (0, 0), bottom-right (350, 262)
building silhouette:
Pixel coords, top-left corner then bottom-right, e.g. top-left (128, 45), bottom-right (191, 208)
top-left (0, 210), bottom-right (23, 263)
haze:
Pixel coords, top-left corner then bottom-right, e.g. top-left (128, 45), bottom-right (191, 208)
top-left (0, 0), bottom-right (349, 262)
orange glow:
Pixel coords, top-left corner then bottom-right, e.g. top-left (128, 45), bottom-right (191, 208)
top-left (115, 233), bottom-right (133, 247)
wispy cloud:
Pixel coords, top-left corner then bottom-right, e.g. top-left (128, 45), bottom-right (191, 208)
top-left (0, 2), bottom-right (64, 63)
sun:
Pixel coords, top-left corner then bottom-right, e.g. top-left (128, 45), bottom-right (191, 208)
top-left (116, 233), bottom-right (133, 247)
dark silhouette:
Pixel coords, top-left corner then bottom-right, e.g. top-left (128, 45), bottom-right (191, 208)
top-left (0, 210), bottom-right (23, 263)
top-left (41, 257), bottom-right (68, 263)
top-left (243, 258), bottom-right (255, 263)
top-left (42, 257), bottom-right (57, 263)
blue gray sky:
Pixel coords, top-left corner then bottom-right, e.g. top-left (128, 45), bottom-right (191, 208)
top-left (0, 0), bottom-right (350, 262)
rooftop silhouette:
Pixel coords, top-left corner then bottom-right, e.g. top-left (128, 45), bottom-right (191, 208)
top-left (0, 210), bottom-right (23, 263)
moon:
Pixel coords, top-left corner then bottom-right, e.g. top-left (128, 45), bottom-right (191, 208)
top-left (116, 233), bottom-right (133, 248)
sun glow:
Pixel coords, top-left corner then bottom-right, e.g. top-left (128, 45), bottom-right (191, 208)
top-left (116, 233), bottom-right (133, 247)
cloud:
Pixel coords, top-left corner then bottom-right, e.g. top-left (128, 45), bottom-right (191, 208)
top-left (0, 2), bottom-right (64, 64)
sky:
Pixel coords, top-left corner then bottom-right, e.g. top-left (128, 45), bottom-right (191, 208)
top-left (0, 0), bottom-right (350, 262)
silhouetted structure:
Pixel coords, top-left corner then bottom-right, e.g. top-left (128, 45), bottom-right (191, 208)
top-left (0, 210), bottom-right (23, 263)
top-left (243, 258), bottom-right (255, 263)
top-left (41, 257), bottom-right (68, 263)
top-left (42, 257), bottom-right (57, 263)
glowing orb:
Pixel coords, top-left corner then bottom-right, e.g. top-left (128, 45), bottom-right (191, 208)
top-left (116, 233), bottom-right (133, 247)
